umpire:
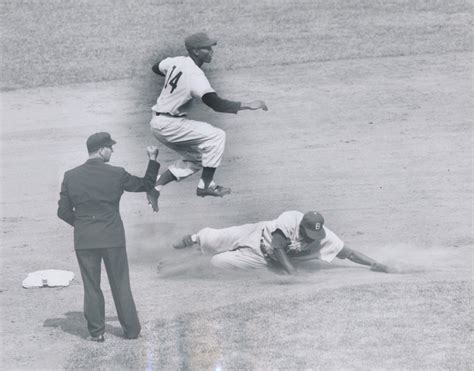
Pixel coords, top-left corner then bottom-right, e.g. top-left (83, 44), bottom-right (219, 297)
top-left (57, 132), bottom-right (160, 342)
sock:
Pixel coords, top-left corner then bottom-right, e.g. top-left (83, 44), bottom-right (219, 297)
top-left (198, 179), bottom-right (216, 189)
top-left (201, 167), bottom-right (216, 188)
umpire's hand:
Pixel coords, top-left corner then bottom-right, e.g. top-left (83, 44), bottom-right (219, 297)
top-left (147, 146), bottom-right (159, 161)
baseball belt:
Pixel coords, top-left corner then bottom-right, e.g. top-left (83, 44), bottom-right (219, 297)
top-left (155, 112), bottom-right (186, 118)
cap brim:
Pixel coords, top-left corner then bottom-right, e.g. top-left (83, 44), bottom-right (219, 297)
top-left (106, 139), bottom-right (117, 147)
top-left (202, 40), bottom-right (217, 47)
top-left (185, 40), bottom-right (217, 49)
top-left (304, 227), bottom-right (326, 241)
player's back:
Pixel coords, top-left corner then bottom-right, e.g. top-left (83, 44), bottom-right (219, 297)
top-left (153, 56), bottom-right (214, 116)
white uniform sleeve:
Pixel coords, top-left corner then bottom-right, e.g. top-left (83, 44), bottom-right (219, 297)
top-left (189, 70), bottom-right (215, 98)
top-left (318, 227), bottom-right (344, 262)
top-left (272, 211), bottom-right (302, 239)
top-left (159, 58), bottom-right (174, 75)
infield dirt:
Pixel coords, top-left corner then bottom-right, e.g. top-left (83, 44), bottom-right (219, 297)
top-left (1, 49), bottom-right (472, 368)
top-left (1, 0), bottom-right (473, 368)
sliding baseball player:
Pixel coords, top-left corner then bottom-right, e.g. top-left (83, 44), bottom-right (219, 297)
top-left (172, 210), bottom-right (391, 274)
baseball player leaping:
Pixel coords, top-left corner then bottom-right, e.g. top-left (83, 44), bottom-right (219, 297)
top-left (172, 210), bottom-right (391, 274)
top-left (146, 32), bottom-right (268, 212)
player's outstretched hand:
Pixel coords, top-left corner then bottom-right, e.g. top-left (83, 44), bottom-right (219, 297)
top-left (147, 146), bottom-right (159, 161)
top-left (370, 262), bottom-right (390, 273)
top-left (242, 100), bottom-right (268, 111)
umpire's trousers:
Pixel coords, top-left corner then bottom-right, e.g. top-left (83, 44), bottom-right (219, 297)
top-left (75, 247), bottom-right (141, 339)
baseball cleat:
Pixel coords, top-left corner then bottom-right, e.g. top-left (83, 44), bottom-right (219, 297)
top-left (196, 185), bottom-right (231, 198)
top-left (370, 262), bottom-right (390, 273)
top-left (173, 234), bottom-right (194, 249)
top-left (146, 189), bottom-right (160, 212)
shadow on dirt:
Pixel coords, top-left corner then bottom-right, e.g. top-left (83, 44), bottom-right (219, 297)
top-left (43, 311), bottom-right (123, 339)
top-left (155, 249), bottom-right (345, 282)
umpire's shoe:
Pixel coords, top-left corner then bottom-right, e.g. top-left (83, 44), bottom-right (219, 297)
top-left (173, 234), bottom-right (194, 249)
top-left (146, 189), bottom-right (160, 212)
top-left (196, 185), bottom-right (231, 198)
top-left (89, 334), bottom-right (105, 343)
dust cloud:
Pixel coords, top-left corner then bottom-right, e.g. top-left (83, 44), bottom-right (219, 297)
top-left (128, 219), bottom-right (470, 280)
top-left (362, 243), bottom-right (471, 274)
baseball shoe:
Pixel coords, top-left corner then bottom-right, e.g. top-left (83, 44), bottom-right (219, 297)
top-left (196, 185), bottom-right (231, 198)
top-left (173, 234), bottom-right (194, 249)
top-left (370, 262), bottom-right (390, 273)
top-left (89, 334), bottom-right (105, 343)
top-left (146, 189), bottom-right (160, 212)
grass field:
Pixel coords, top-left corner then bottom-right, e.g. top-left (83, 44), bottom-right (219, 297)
top-left (1, 0), bottom-right (471, 90)
top-left (1, 0), bottom-right (473, 370)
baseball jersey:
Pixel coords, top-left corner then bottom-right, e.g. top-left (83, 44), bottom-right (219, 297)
top-left (152, 56), bottom-right (215, 116)
top-left (260, 211), bottom-right (344, 262)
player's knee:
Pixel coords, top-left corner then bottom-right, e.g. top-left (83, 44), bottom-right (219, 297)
top-left (210, 253), bottom-right (232, 269)
top-left (195, 228), bottom-right (216, 248)
top-left (215, 128), bottom-right (226, 143)
top-left (213, 130), bottom-right (226, 156)
top-left (198, 227), bottom-right (214, 238)
top-left (210, 254), bottom-right (224, 268)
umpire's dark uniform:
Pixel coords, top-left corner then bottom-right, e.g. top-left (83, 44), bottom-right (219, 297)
top-left (57, 133), bottom-right (159, 340)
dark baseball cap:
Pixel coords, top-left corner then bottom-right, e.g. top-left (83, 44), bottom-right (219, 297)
top-left (185, 32), bottom-right (217, 50)
top-left (300, 211), bottom-right (326, 240)
top-left (86, 132), bottom-right (116, 153)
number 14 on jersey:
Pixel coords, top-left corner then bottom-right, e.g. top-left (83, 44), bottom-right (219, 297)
top-left (165, 66), bottom-right (182, 94)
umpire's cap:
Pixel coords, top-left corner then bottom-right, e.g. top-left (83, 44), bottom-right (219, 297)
top-left (301, 211), bottom-right (326, 240)
top-left (185, 32), bottom-right (217, 50)
top-left (87, 132), bottom-right (116, 153)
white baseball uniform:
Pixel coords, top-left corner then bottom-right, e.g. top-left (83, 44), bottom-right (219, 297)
top-left (150, 56), bottom-right (226, 180)
top-left (195, 211), bottom-right (344, 270)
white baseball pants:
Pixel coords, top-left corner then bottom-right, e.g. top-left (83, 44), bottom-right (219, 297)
top-left (196, 224), bottom-right (269, 270)
top-left (210, 249), bottom-right (269, 270)
top-left (150, 114), bottom-right (225, 181)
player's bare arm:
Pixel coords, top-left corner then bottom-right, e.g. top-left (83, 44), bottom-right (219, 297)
top-left (337, 246), bottom-right (390, 273)
top-left (201, 92), bottom-right (242, 113)
top-left (202, 92), bottom-right (268, 113)
top-left (187, 39), bottom-right (268, 113)
top-left (271, 230), bottom-right (296, 274)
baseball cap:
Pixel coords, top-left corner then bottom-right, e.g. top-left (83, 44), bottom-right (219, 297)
top-left (86, 132), bottom-right (116, 153)
top-left (185, 32), bottom-right (217, 50)
top-left (300, 211), bottom-right (326, 240)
